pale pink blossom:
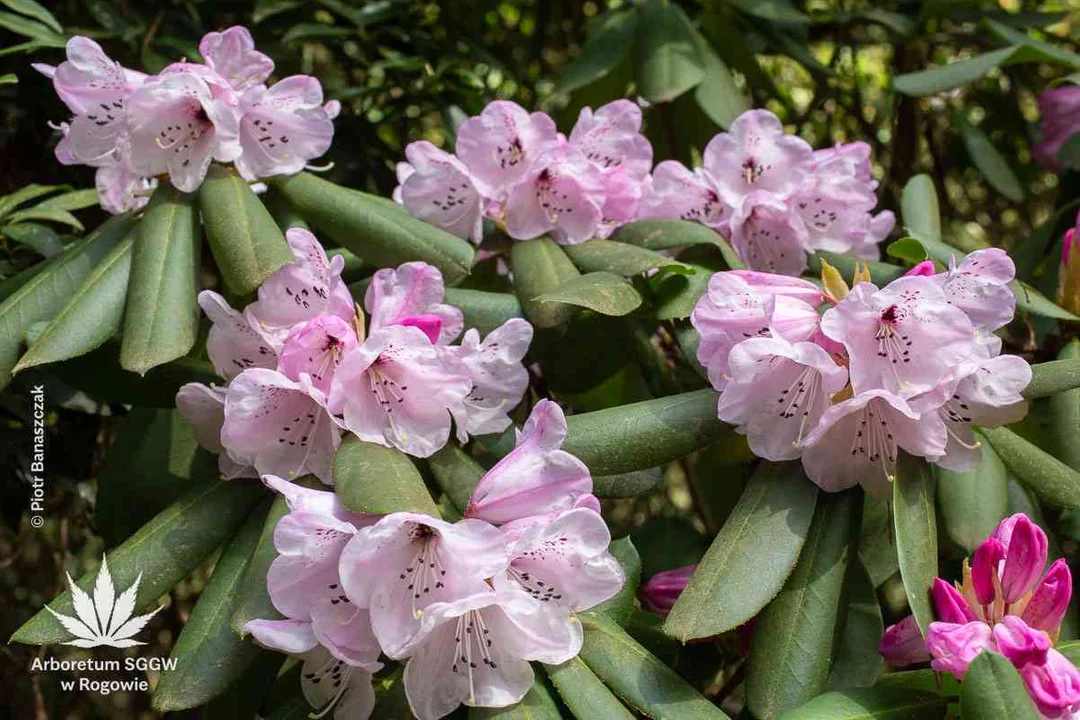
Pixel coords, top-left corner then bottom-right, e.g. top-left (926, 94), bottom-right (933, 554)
top-left (727, 191), bottom-right (809, 276)
top-left (338, 512), bottom-right (509, 658)
top-left (924, 620), bottom-right (994, 679)
top-left (174, 382), bottom-right (255, 479)
top-left (597, 166), bottom-right (644, 237)
top-left (878, 615), bottom-right (930, 667)
top-left (222, 368), bottom-right (341, 483)
top-left (726, 270), bottom-right (825, 306)
top-left (1035, 86), bottom-right (1080, 170)
top-left (717, 337), bottom-right (848, 461)
top-left (933, 248), bottom-right (1016, 332)
top-left (503, 144), bottom-right (606, 245)
top-left (198, 26), bottom-right (274, 92)
top-left (365, 262), bottom-right (464, 346)
top-left (447, 318), bottom-right (533, 443)
top-left (234, 76), bottom-right (335, 180)
top-left (198, 290), bottom-right (278, 380)
top-left (641, 565), bottom-right (697, 616)
top-left (568, 99), bottom-right (652, 181)
top-left (466, 400), bottom-right (594, 525)
top-left (94, 151), bottom-right (156, 214)
top-left (637, 160), bottom-right (727, 228)
top-left (278, 315), bottom-right (359, 394)
top-left (455, 101), bottom-right (559, 199)
top-left (395, 141), bottom-right (484, 243)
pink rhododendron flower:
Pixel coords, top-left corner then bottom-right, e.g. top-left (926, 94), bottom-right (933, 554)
top-left (94, 150), bottom-right (156, 214)
top-left (878, 615), bottom-right (931, 667)
top-left (638, 160), bottom-right (727, 228)
top-left (924, 621), bottom-right (994, 679)
top-left (455, 100), bottom-right (559, 199)
top-left (447, 319), bottom-right (534, 442)
top-left (394, 141), bottom-right (484, 243)
top-left (174, 382), bottom-right (255, 479)
top-left (364, 262), bottom-right (464, 346)
top-left (1035, 85), bottom-right (1080, 170)
top-left (641, 564), bottom-right (697, 616)
top-left (278, 315), bottom-right (359, 394)
top-left (198, 26), bottom-right (274, 92)
top-left (466, 400), bottom-right (594, 525)
top-left (568, 99), bottom-right (653, 181)
top-left (1021, 647), bottom-right (1080, 718)
top-left (933, 248), bottom-right (1016, 332)
top-left (198, 290), bottom-right (278, 380)
top-left (503, 144), bottom-right (607, 245)
top-left (234, 76), bottom-right (335, 180)
top-left (727, 191), bottom-right (810, 276)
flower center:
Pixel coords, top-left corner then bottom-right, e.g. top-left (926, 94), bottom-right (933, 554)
top-left (400, 530), bottom-right (446, 618)
top-left (452, 609), bottom-right (497, 705)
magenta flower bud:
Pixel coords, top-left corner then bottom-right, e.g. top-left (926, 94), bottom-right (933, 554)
top-left (1065, 228), bottom-right (1077, 266)
top-left (993, 615), bottom-right (1051, 668)
top-left (878, 615), bottom-right (930, 667)
top-left (1021, 648), bottom-right (1080, 718)
top-left (931, 578), bottom-right (977, 624)
top-left (396, 313), bottom-right (444, 344)
top-left (971, 537), bottom-right (1005, 606)
top-left (641, 565), bottom-right (697, 616)
top-left (903, 260), bottom-right (936, 278)
top-left (1023, 559), bottom-right (1073, 633)
top-left (999, 515), bottom-right (1049, 604)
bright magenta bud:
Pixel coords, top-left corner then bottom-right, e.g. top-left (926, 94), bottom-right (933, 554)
top-left (878, 615), bottom-right (930, 667)
top-left (971, 537), bottom-right (1005, 606)
top-left (932, 577), bottom-right (977, 624)
top-left (993, 615), bottom-right (1050, 668)
top-left (1023, 558), bottom-right (1073, 633)
top-left (903, 260), bottom-right (936, 278)
top-left (999, 515), bottom-right (1049, 604)
top-left (1061, 226), bottom-right (1080, 316)
top-left (640, 564), bottom-right (696, 616)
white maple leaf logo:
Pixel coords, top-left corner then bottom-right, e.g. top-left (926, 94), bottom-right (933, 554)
top-left (44, 555), bottom-right (163, 648)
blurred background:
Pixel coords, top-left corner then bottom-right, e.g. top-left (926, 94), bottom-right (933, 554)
top-left (4, 0), bottom-right (1080, 717)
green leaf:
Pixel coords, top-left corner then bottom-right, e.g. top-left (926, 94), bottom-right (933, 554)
top-left (428, 444), bottom-right (484, 513)
top-left (536, 271), bottom-right (642, 317)
top-left (1012, 280), bottom-right (1080, 322)
top-left (1026, 356), bottom-right (1080, 399)
top-left (0, 72), bottom-right (16, 84)
top-left (32, 188), bottom-right (100, 212)
top-left (232, 494), bottom-right (289, 635)
top-left (936, 438), bottom-right (1008, 553)
top-left (47, 345), bottom-right (217, 408)
top-left (153, 501), bottom-right (270, 711)
top-left (893, 46), bottom-right (1027, 96)
top-left (1, 0), bottom-right (62, 33)
top-left (0, 213), bottom-right (136, 390)
top-left (14, 224), bottom-right (135, 372)
top-left (982, 426), bottom-right (1080, 509)
top-left (0, 254), bottom-right (47, 303)
top-left (986, 19), bottom-right (1080, 69)
top-left (511, 236), bottom-right (581, 328)
top-left (633, 0), bottom-right (705, 104)
top-left (1, 222), bottom-right (65, 256)
top-left (886, 237), bottom-right (929, 264)
top-left (333, 437), bottom-right (439, 516)
top-left (121, 183), bottom-right (201, 375)
top-left (730, 0), bottom-right (810, 23)
top-left (1058, 639), bottom-right (1080, 666)
top-left (468, 679), bottom-right (561, 719)
top-left (0, 183), bottom-right (65, 219)
top-left (11, 479), bottom-right (263, 645)
top-left (0, 9), bottom-right (63, 41)
top-left (959, 650), bottom-right (1039, 720)
top-left (270, 173), bottom-right (474, 284)
top-left (893, 453), bottom-right (938, 635)
top-left (199, 165), bottom-right (295, 296)
top-left (562, 389), bottom-right (729, 475)
top-left (779, 688), bottom-right (949, 719)
top-left (555, 9), bottom-right (638, 95)
top-left (692, 30), bottom-right (750, 129)
top-left (654, 264), bottom-right (712, 320)
top-left (545, 656), bottom-right (635, 720)
top-left (562, 238), bottom-right (689, 277)
top-left (443, 288), bottom-right (524, 337)
top-left (828, 560), bottom-right (884, 690)
top-left (665, 462), bottom-right (819, 641)
top-left (953, 110), bottom-right (1023, 201)
top-left (96, 408), bottom-right (219, 547)
top-left (593, 467), bottom-right (663, 497)
top-left (1050, 341), bottom-right (1080, 472)
top-left (612, 219), bottom-right (739, 260)
top-left (746, 489), bottom-right (860, 720)
top-left (859, 494), bottom-right (899, 587)
top-left (584, 538), bottom-right (641, 625)
top-left (7, 206), bottom-right (84, 231)
top-left (901, 175), bottom-right (942, 244)
top-left (578, 613), bottom-right (729, 719)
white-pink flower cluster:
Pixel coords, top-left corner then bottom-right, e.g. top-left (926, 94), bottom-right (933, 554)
top-left (693, 251), bottom-right (1030, 497)
top-left (34, 27), bottom-right (338, 211)
top-left (243, 400), bottom-right (623, 720)
top-left (176, 228), bottom-right (533, 484)
top-left (640, 109), bottom-right (895, 275)
top-left (393, 99), bottom-right (653, 245)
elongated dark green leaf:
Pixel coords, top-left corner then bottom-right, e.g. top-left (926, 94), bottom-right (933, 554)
top-left (153, 501), bottom-right (270, 711)
top-left (953, 110), bottom-right (1023, 201)
top-left (886, 237), bottom-right (929, 264)
top-left (780, 688), bottom-right (949, 719)
top-left (14, 225), bottom-right (135, 372)
top-left (634, 0), bottom-right (704, 103)
top-left (982, 426), bottom-right (1080, 508)
top-left (0, 183), bottom-right (65, 218)
top-left (555, 8), bottom-right (637, 95)
top-left (593, 467), bottom-right (663, 497)
top-left (333, 437), bottom-right (439, 515)
top-left (11, 479), bottom-right (263, 645)
top-left (0, 213), bottom-right (135, 390)
top-left (579, 614), bottom-right (729, 719)
top-left (443, 288), bottom-right (523, 337)
top-left (511, 237), bottom-right (581, 327)
top-left (987, 19), bottom-right (1080, 69)
top-left (468, 679), bottom-right (561, 719)
top-left (563, 389), bottom-right (728, 475)
top-left (199, 165), bottom-right (294, 296)
top-left (901, 175), bottom-right (942, 244)
top-left (49, 344), bottom-right (217, 407)
top-left (562, 238), bottom-right (688, 276)
top-left (537, 271), bottom-right (642, 316)
top-left (2, 221), bottom-right (65, 256)
top-left (1026, 356), bottom-right (1080, 399)
top-left (746, 489), bottom-right (860, 720)
top-left (584, 538), bottom-right (641, 625)
top-left (612, 219), bottom-right (740, 265)
top-left (692, 29), bottom-right (749, 129)
top-left (0, 254), bottom-right (48, 303)
top-left (32, 188), bottom-right (99, 212)
top-left (545, 656), bottom-right (635, 720)
top-left (232, 494), bottom-right (289, 635)
top-left (654, 264), bottom-right (712, 320)
top-left (875, 667), bottom-right (961, 695)
top-left (0, 10), bottom-right (62, 42)
top-left (1058, 639), bottom-right (1080, 665)
top-left (1051, 341), bottom-right (1080, 472)
top-left (828, 560), bottom-right (884, 690)
top-left (270, 173), bottom-right (474, 283)
top-left (121, 184), bottom-right (201, 375)
top-left (937, 439), bottom-right (1008, 553)
top-left (859, 494), bottom-right (898, 587)
top-left (894, 46), bottom-right (1021, 96)
top-left (893, 453), bottom-right (938, 635)
top-left (1012, 280), bottom-right (1079, 321)
top-left (1, 0), bottom-right (62, 33)
top-left (428, 444), bottom-right (484, 513)
top-left (960, 651), bottom-right (1039, 719)
top-left (665, 462), bottom-right (819, 641)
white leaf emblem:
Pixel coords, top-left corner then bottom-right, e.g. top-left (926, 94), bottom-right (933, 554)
top-left (44, 555), bottom-right (163, 648)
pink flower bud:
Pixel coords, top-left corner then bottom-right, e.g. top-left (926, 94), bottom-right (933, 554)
top-left (999, 515), bottom-right (1049, 604)
top-left (926, 620), bottom-right (994, 680)
top-left (972, 537), bottom-right (1005, 606)
top-left (1023, 559), bottom-right (1073, 633)
top-left (396, 313), bottom-right (444, 344)
top-left (1065, 228), bottom-right (1077, 267)
top-left (1020, 648), bottom-right (1080, 718)
top-left (1060, 224), bottom-right (1080, 317)
top-left (932, 578), bottom-right (977, 624)
top-left (641, 565), bottom-right (697, 616)
top-left (903, 260), bottom-right (937, 278)
top-left (992, 615), bottom-right (1050, 668)
top-left (878, 615), bottom-right (930, 667)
